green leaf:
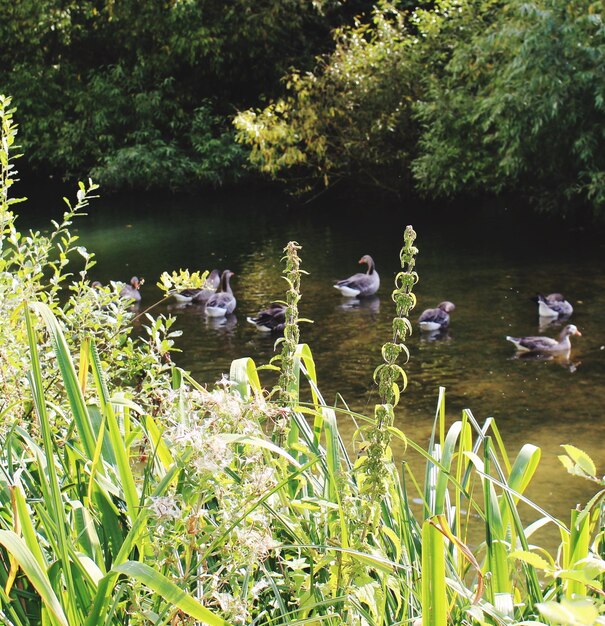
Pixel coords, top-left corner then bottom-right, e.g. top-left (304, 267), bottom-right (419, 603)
top-left (29, 302), bottom-right (97, 459)
top-left (114, 561), bottom-right (228, 625)
top-left (229, 356), bottom-right (261, 400)
top-left (0, 531), bottom-right (69, 626)
top-left (508, 444), bottom-right (541, 496)
top-left (560, 445), bottom-right (596, 477)
top-left (537, 598), bottom-right (600, 626)
top-left (509, 550), bottom-right (553, 572)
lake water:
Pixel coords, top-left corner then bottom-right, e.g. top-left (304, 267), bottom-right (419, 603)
top-left (25, 186), bottom-right (605, 546)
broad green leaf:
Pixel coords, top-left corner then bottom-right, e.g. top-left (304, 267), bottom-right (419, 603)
top-left (560, 445), bottom-right (596, 477)
top-left (537, 598), bottom-right (600, 626)
top-left (508, 444), bottom-right (541, 496)
top-left (74, 553), bottom-right (104, 586)
top-left (229, 356), bottom-right (261, 400)
top-left (0, 531), bottom-right (69, 626)
top-left (509, 550), bottom-right (553, 571)
top-left (114, 561), bottom-right (228, 625)
top-left (12, 481), bottom-right (46, 568)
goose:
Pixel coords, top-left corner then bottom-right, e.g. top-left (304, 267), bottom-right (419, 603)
top-left (119, 276), bottom-right (143, 302)
top-left (534, 293), bottom-right (573, 318)
top-left (192, 269), bottom-right (221, 303)
top-left (174, 269), bottom-right (221, 303)
top-left (418, 301), bottom-right (455, 331)
top-left (247, 302), bottom-right (287, 333)
top-left (334, 254), bottom-right (380, 297)
top-left (506, 324), bottom-right (581, 353)
top-left (205, 270), bottom-right (236, 317)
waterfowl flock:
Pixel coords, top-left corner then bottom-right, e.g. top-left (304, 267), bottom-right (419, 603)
top-left (111, 253), bottom-right (582, 360)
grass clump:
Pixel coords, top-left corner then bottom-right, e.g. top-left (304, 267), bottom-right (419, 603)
top-left (0, 96), bottom-right (604, 625)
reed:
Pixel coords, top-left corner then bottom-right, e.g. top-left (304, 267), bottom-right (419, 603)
top-left (1, 95), bottom-right (604, 625)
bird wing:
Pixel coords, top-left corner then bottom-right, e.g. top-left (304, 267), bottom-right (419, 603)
top-left (419, 308), bottom-right (449, 325)
top-left (517, 336), bottom-right (558, 351)
top-left (335, 272), bottom-right (367, 288)
top-left (207, 293), bottom-right (232, 308)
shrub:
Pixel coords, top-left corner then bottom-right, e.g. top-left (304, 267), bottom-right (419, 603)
top-left (1, 95), bottom-right (604, 625)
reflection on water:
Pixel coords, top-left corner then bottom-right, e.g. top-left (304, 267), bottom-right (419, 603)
top-left (538, 314), bottom-right (572, 332)
top-left (338, 294), bottom-right (381, 313)
top-left (419, 328), bottom-right (452, 343)
top-left (512, 351), bottom-right (582, 373)
top-left (27, 188), bottom-right (605, 543)
top-left (205, 313), bottom-right (238, 334)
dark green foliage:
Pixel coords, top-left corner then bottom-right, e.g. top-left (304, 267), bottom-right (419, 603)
top-left (413, 0), bottom-right (605, 215)
top-left (89, 97), bottom-right (248, 191)
top-left (236, 0), bottom-right (605, 217)
top-left (5, 0), bottom-right (604, 213)
top-left (0, 0), bottom-right (367, 190)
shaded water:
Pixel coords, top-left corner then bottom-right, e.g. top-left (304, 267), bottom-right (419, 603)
top-left (26, 188), bottom-right (605, 545)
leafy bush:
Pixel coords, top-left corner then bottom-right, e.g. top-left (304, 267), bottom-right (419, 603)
top-left (0, 95), bottom-right (180, 432)
top-left (235, 0), bottom-right (605, 216)
top-left (235, 4), bottom-right (423, 196)
top-left (413, 0), bottom-right (605, 215)
top-left (1, 96), bottom-right (604, 625)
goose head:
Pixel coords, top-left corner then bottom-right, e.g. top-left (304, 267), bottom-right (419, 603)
top-left (560, 324), bottom-right (581, 339)
top-left (358, 254), bottom-right (375, 273)
top-left (438, 301), bottom-right (456, 313)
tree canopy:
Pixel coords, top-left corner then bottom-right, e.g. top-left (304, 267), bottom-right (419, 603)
top-left (1, 0), bottom-right (368, 190)
top-left (235, 0), bottom-right (605, 216)
top-left (3, 0), bottom-right (604, 215)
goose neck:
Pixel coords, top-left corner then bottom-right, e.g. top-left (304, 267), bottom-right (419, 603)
top-left (222, 272), bottom-right (232, 294)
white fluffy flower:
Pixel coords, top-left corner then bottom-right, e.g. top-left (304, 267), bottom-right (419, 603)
top-left (148, 495), bottom-right (181, 521)
top-left (235, 526), bottom-right (280, 561)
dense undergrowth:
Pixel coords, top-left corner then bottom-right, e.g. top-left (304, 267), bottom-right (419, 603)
top-left (1, 96), bottom-right (604, 625)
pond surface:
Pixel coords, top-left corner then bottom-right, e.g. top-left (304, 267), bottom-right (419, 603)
top-left (26, 187), bottom-right (605, 546)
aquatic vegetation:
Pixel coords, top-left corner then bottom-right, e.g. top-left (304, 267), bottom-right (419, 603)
top-left (1, 96), bottom-right (604, 625)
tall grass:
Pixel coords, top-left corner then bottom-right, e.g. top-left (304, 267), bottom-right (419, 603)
top-left (6, 260), bottom-right (602, 625)
top-left (1, 93), bottom-right (604, 625)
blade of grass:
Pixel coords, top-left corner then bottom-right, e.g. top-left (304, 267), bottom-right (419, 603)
top-left (88, 337), bottom-right (140, 525)
top-left (0, 530), bottom-right (69, 626)
top-left (422, 518), bottom-right (447, 626)
top-left (114, 561), bottom-right (228, 625)
top-left (25, 304), bottom-right (81, 624)
top-left (29, 301), bottom-right (97, 458)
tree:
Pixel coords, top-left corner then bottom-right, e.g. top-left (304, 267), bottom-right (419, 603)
top-left (235, 0), bottom-right (605, 216)
top-left (413, 0), bottom-right (605, 215)
top-left (1, 0), bottom-right (366, 190)
top-left (234, 2), bottom-right (426, 196)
